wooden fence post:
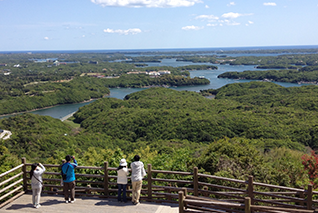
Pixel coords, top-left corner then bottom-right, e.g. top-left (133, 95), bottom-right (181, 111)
top-left (21, 157), bottom-right (27, 191)
top-left (104, 161), bottom-right (109, 197)
top-left (179, 191), bottom-right (185, 213)
top-left (147, 164), bottom-right (152, 201)
top-left (193, 167), bottom-right (198, 196)
top-left (307, 184), bottom-right (313, 210)
top-left (248, 176), bottom-right (254, 205)
top-left (245, 197), bottom-right (251, 213)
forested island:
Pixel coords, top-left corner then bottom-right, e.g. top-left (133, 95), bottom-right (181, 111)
top-left (218, 65), bottom-right (318, 84)
top-left (2, 48), bottom-right (318, 190)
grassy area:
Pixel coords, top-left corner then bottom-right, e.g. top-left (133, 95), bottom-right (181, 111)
top-left (63, 117), bottom-right (81, 128)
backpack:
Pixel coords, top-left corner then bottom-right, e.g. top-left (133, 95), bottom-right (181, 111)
top-left (61, 164), bottom-right (69, 180)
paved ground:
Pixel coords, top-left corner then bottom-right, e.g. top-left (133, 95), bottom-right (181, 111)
top-left (0, 194), bottom-right (179, 213)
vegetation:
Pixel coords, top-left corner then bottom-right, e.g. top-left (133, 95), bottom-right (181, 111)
top-left (218, 65), bottom-right (318, 83)
top-left (2, 49), bottom-right (318, 190)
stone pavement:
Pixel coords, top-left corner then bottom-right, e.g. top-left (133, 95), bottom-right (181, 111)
top-left (0, 194), bottom-right (179, 213)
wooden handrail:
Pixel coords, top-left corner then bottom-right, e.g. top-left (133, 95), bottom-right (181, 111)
top-left (0, 179), bottom-right (23, 194)
top-left (2, 157), bottom-right (318, 212)
top-left (0, 164), bottom-right (23, 178)
top-left (0, 172), bottom-right (23, 187)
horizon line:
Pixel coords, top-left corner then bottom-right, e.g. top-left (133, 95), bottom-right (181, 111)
top-left (1, 44), bottom-right (318, 53)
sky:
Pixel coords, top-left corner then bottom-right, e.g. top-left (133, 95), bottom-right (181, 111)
top-left (0, 0), bottom-right (317, 51)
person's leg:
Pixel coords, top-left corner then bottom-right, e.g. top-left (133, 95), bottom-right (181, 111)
top-left (35, 187), bottom-right (42, 206)
top-left (123, 184), bottom-right (127, 202)
top-left (63, 182), bottom-right (69, 202)
top-left (117, 184), bottom-right (122, 201)
top-left (70, 181), bottom-right (76, 201)
top-left (135, 180), bottom-right (142, 203)
top-left (131, 181), bottom-right (137, 203)
top-left (32, 188), bottom-right (36, 205)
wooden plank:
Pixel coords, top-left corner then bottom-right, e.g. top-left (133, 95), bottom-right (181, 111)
top-left (253, 181), bottom-right (305, 192)
top-left (0, 190), bottom-right (25, 209)
top-left (0, 179), bottom-right (23, 194)
top-left (152, 170), bottom-right (192, 175)
top-left (187, 204), bottom-right (244, 213)
top-left (152, 178), bottom-right (192, 184)
top-left (0, 185), bottom-right (23, 201)
top-left (198, 173), bottom-right (246, 184)
top-left (251, 205), bottom-right (314, 213)
top-left (184, 198), bottom-right (244, 208)
top-left (0, 164), bottom-right (23, 178)
top-left (253, 198), bottom-right (306, 209)
top-left (0, 172), bottom-right (23, 187)
top-left (254, 191), bottom-right (306, 202)
top-left (198, 181), bottom-right (247, 192)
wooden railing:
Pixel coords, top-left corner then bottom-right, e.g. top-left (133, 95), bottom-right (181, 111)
top-left (1, 157), bottom-right (318, 212)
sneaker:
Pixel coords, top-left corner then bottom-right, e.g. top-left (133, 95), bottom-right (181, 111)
top-left (134, 201), bottom-right (139, 205)
top-left (70, 199), bottom-right (76, 203)
top-left (35, 205), bottom-right (40, 209)
top-left (37, 204), bottom-right (41, 207)
top-left (65, 200), bottom-right (69, 204)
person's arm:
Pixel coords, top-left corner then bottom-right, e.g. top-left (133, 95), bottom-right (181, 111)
top-left (71, 156), bottom-right (78, 168)
top-left (39, 163), bottom-right (46, 172)
top-left (124, 167), bottom-right (129, 175)
top-left (141, 163), bottom-right (146, 177)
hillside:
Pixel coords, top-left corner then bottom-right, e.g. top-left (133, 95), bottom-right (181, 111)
top-left (73, 83), bottom-right (318, 149)
top-left (1, 82), bottom-right (317, 187)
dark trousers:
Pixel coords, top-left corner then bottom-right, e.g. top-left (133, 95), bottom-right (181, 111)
top-left (117, 184), bottom-right (127, 202)
top-left (63, 181), bottom-right (75, 201)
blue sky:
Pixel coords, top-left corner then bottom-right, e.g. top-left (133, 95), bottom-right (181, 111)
top-left (0, 0), bottom-right (317, 51)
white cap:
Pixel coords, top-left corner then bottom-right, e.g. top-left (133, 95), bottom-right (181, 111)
top-left (120, 159), bottom-right (127, 166)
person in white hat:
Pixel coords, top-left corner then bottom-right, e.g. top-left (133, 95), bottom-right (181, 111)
top-left (117, 158), bottom-right (129, 202)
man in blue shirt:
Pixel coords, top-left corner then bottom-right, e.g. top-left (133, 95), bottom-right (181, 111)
top-left (62, 155), bottom-right (78, 203)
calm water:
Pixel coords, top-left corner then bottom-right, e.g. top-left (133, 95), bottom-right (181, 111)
top-left (1, 58), bottom-right (310, 120)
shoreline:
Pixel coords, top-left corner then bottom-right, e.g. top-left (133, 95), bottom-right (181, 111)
top-left (0, 98), bottom-right (100, 119)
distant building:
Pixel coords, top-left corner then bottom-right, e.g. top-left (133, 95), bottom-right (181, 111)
top-left (148, 71), bottom-right (160, 76)
top-left (0, 64), bottom-right (7, 66)
top-left (158, 70), bottom-right (171, 75)
top-left (88, 61), bottom-right (98, 64)
top-left (147, 70), bottom-right (171, 76)
top-left (13, 64), bottom-right (21, 67)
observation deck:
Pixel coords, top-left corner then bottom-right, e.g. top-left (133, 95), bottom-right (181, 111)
top-left (0, 194), bottom-right (178, 213)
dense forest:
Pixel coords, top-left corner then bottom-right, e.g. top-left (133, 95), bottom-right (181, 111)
top-left (3, 82), bottom-right (318, 188)
top-left (218, 65), bottom-right (318, 83)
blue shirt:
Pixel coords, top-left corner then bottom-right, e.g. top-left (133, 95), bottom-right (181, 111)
top-left (62, 160), bottom-right (78, 183)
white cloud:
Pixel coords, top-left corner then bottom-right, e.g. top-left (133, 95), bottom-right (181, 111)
top-left (195, 14), bottom-right (219, 20)
top-left (103, 28), bottom-right (142, 35)
top-left (182, 25), bottom-right (204, 30)
top-left (263, 2), bottom-right (276, 6)
top-left (44, 37), bottom-right (49, 40)
top-left (227, 2), bottom-right (235, 6)
top-left (207, 23), bottom-right (218, 27)
top-left (221, 12), bottom-right (241, 19)
top-left (221, 12), bottom-right (252, 19)
top-left (248, 21), bottom-right (254, 24)
top-left (91, 0), bottom-right (202, 8)
top-left (205, 5), bottom-right (209, 8)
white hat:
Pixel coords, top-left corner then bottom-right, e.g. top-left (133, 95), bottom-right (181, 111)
top-left (120, 159), bottom-right (127, 166)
